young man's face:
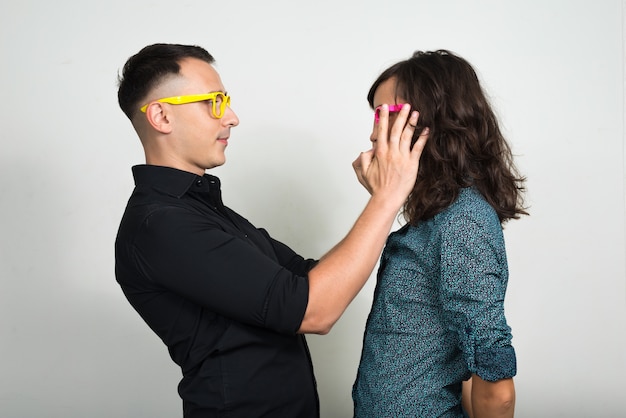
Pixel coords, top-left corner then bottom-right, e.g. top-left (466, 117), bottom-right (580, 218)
top-left (159, 58), bottom-right (240, 174)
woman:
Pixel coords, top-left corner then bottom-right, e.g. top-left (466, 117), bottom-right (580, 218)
top-left (352, 50), bottom-right (526, 417)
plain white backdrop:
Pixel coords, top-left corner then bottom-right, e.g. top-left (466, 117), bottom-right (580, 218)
top-left (1, 1), bottom-right (624, 417)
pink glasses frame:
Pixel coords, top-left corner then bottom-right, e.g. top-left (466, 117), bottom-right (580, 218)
top-left (374, 104), bottom-right (405, 123)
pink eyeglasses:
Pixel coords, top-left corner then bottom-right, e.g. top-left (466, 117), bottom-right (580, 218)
top-left (374, 104), bottom-right (405, 124)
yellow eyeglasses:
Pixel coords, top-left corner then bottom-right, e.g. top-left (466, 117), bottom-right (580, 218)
top-left (140, 92), bottom-right (231, 118)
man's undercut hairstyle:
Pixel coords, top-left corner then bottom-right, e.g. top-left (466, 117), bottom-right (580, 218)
top-left (368, 50), bottom-right (527, 225)
top-left (117, 43), bottom-right (215, 120)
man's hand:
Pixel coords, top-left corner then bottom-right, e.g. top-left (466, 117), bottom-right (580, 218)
top-left (353, 104), bottom-right (429, 208)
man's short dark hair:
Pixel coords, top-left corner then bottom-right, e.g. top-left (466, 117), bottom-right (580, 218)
top-left (117, 43), bottom-right (215, 120)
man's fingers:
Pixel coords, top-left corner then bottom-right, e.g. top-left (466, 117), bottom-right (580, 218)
top-left (410, 127), bottom-right (430, 160)
top-left (387, 104), bottom-right (412, 147)
top-left (398, 110), bottom-right (419, 150)
top-left (353, 150), bottom-right (375, 194)
top-left (377, 104), bottom-right (413, 154)
top-left (353, 150), bottom-right (373, 175)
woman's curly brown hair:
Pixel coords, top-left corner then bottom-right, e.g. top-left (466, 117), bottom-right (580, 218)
top-left (368, 50), bottom-right (527, 225)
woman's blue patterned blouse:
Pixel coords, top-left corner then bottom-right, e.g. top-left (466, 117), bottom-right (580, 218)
top-left (352, 187), bottom-right (516, 417)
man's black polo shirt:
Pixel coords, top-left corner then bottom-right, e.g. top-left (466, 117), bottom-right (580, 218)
top-left (115, 165), bottom-right (319, 417)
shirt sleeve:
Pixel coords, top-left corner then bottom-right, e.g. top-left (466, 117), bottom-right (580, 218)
top-left (131, 205), bottom-right (309, 335)
top-left (438, 210), bottom-right (517, 382)
top-left (259, 228), bottom-right (319, 275)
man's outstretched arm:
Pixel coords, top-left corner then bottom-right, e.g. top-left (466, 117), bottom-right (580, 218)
top-left (299, 104), bottom-right (429, 334)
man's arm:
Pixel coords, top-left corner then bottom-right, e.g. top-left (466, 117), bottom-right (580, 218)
top-left (298, 104), bottom-right (429, 334)
top-left (469, 374), bottom-right (515, 418)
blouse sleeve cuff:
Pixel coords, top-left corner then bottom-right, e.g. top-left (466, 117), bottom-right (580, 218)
top-left (472, 345), bottom-right (517, 381)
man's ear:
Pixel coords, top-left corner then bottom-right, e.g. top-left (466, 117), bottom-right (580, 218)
top-left (144, 102), bottom-right (173, 134)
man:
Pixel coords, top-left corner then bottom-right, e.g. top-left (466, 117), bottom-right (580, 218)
top-left (115, 43), bottom-right (428, 417)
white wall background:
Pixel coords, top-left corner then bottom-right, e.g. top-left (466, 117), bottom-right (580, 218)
top-left (1, 0), bottom-right (624, 417)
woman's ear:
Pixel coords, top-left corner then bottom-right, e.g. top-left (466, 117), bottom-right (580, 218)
top-left (144, 102), bottom-right (173, 134)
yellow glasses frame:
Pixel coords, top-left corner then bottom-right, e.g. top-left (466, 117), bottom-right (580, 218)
top-left (140, 92), bottom-right (231, 118)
